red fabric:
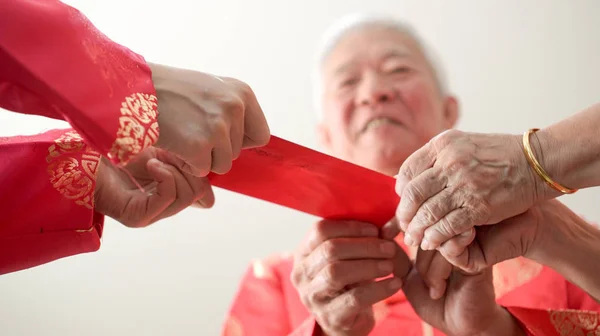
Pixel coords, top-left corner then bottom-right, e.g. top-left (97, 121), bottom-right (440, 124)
top-left (222, 245), bottom-right (600, 336)
top-left (0, 129), bottom-right (104, 274)
top-left (0, 0), bottom-right (159, 166)
top-left (0, 0), bottom-right (159, 274)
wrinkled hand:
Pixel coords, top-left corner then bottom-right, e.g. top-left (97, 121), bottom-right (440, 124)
top-left (404, 249), bottom-right (524, 336)
top-left (291, 220), bottom-right (410, 336)
top-left (439, 200), bottom-right (562, 274)
top-left (395, 129), bottom-right (539, 251)
top-left (94, 146), bottom-right (214, 227)
top-left (150, 63), bottom-right (270, 177)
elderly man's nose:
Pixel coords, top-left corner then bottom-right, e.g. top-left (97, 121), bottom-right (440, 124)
top-left (358, 78), bottom-right (394, 106)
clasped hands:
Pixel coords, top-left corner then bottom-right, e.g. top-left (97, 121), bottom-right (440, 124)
top-left (290, 219), bottom-right (521, 336)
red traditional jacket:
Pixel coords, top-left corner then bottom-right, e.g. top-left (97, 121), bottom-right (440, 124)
top-left (223, 243), bottom-right (600, 336)
top-left (0, 0), bottom-right (159, 274)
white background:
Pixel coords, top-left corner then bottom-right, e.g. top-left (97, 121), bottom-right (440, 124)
top-left (1, 0), bottom-right (599, 335)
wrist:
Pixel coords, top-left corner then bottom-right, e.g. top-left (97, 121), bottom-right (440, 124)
top-left (527, 206), bottom-right (600, 301)
top-left (477, 306), bottom-right (525, 336)
top-left (516, 130), bottom-right (562, 203)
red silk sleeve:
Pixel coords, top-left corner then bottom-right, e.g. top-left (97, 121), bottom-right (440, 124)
top-left (0, 0), bottom-right (159, 165)
top-left (0, 128), bottom-right (104, 275)
top-left (506, 306), bottom-right (600, 336)
top-left (221, 262), bottom-right (319, 336)
top-left (505, 281), bottom-right (600, 336)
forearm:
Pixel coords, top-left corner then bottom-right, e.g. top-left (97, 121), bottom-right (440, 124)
top-left (0, 129), bottom-right (104, 274)
top-left (533, 102), bottom-right (600, 196)
top-left (528, 208), bottom-right (600, 301)
top-left (0, 0), bottom-right (159, 165)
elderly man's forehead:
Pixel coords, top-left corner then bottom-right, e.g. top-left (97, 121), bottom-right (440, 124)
top-left (322, 27), bottom-right (426, 74)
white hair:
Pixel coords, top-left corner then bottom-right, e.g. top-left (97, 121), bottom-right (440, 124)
top-left (312, 13), bottom-right (450, 119)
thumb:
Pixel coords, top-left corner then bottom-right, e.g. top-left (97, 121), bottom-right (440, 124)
top-left (441, 214), bottom-right (530, 273)
top-left (381, 217), bottom-right (402, 240)
top-left (124, 158), bottom-right (177, 227)
top-left (392, 242), bottom-right (412, 281)
top-left (402, 267), bottom-right (440, 322)
top-left (157, 148), bottom-right (211, 178)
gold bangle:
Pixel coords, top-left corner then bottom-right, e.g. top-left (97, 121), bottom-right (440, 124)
top-left (522, 128), bottom-right (577, 194)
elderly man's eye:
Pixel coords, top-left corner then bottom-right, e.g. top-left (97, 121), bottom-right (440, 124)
top-left (339, 77), bottom-right (358, 87)
top-left (390, 66), bottom-right (411, 74)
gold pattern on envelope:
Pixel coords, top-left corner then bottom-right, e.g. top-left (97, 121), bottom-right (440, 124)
top-left (492, 257), bottom-right (543, 299)
top-left (47, 131), bottom-right (101, 209)
top-left (550, 309), bottom-right (600, 335)
top-left (109, 93), bottom-right (159, 164)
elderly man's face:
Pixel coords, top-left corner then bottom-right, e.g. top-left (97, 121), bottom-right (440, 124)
top-left (317, 25), bottom-right (459, 175)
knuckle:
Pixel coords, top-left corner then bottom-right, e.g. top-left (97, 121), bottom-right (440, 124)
top-left (321, 312), bottom-right (339, 330)
top-left (433, 129), bottom-right (462, 147)
top-left (186, 135), bottom-right (210, 154)
top-left (420, 203), bottom-right (439, 225)
top-left (438, 217), bottom-right (462, 238)
top-left (319, 240), bottom-right (338, 261)
top-left (305, 288), bottom-right (321, 308)
top-left (402, 183), bottom-right (424, 205)
top-left (322, 263), bottom-right (343, 287)
top-left (212, 118), bottom-right (230, 138)
top-left (290, 265), bottom-right (302, 286)
top-left (464, 197), bottom-right (492, 224)
top-left (222, 94), bottom-right (245, 114)
top-left (398, 163), bottom-right (415, 182)
top-left (343, 290), bottom-right (363, 311)
top-left (236, 80), bottom-right (253, 97)
top-left (315, 220), bottom-right (330, 237)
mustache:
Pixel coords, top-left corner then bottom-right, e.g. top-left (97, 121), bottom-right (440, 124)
top-left (360, 117), bottom-right (403, 134)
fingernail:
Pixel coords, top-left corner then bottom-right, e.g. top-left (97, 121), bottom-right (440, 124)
top-left (378, 261), bottom-right (393, 273)
top-left (380, 241), bottom-right (396, 255)
top-left (389, 277), bottom-right (403, 290)
top-left (362, 226), bottom-right (379, 237)
top-left (197, 199), bottom-right (207, 208)
top-left (420, 238), bottom-right (431, 251)
top-left (430, 286), bottom-right (442, 300)
top-left (404, 233), bottom-right (415, 246)
top-left (459, 230), bottom-right (473, 243)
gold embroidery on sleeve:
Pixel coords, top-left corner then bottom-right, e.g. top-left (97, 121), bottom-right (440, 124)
top-left (108, 93), bottom-right (159, 164)
top-left (222, 316), bottom-right (244, 336)
top-left (550, 309), bottom-right (600, 335)
top-left (492, 257), bottom-right (543, 299)
top-left (47, 131), bottom-right (101, 209)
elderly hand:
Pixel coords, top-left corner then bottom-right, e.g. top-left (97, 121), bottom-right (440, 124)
top-left (437, 202), bottom-right (545, 274)
top-left (290, 220), bottom-right (410, 336)
top-left (395, 129), bottom-right (543, 251)
top-left (94, 146), bottom-right (214, 228)
top-left (404, 249), bottom-right (525, 336)
top-left (150, 63), bottom-right (270, 177)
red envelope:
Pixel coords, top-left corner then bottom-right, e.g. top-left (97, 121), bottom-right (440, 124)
top-left (208, 136), bottom-right (399, 227)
